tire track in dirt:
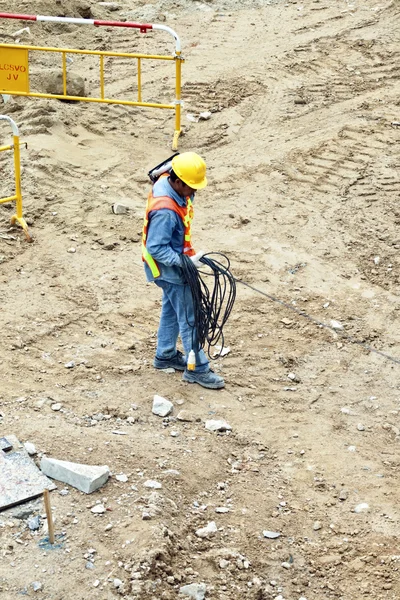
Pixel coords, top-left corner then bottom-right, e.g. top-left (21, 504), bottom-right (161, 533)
top-left (281, 125), bottom-right (387, 193)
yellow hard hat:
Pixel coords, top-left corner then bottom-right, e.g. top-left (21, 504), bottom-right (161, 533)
top-left (171, 152), bottom-right (207, 190)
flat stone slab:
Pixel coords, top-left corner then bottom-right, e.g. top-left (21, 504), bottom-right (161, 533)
top-left (40, 457), bottom-right (109, 494)
top-left (0, 435), bottom-right (56, 512)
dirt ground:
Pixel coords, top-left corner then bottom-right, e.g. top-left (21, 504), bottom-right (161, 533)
top-left (0, 0), bottom-right (399, 599)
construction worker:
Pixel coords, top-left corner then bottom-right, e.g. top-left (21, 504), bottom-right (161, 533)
top-left (142, 152), bottom-right (225, 389)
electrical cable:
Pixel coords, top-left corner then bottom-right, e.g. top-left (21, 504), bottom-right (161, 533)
top-left (235, 278), bottom-right (400, 366)
top-left (179, 253), bottom-right (399, 367)
top-left (181, 253), bottom-right (236, 360)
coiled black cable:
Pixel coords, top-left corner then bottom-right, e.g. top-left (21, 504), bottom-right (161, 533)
top-left (181, 253), bottom-right (236, 359)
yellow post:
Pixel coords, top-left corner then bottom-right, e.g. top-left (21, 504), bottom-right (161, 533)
top-left (10, 133), bottom-right (31, 241)
top-left (0, 115), bottom-right (31, 241)
top-left (62, 52), bottom-right (67, 96)
top-left (100, 54), bottom-right (105, 99)
top-left (137, 58), bottom-right (142, 103)
top-left (13, 135), bottom-right (23, 220)
top-left (172, 52), bottom-right (183, 151)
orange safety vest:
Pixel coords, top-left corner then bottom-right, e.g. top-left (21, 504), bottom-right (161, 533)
top-left (142, 177), bottom-right (195, 278)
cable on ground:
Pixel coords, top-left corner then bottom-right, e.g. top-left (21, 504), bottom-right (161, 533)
top-left (180, 253), bottom-right (399, 367)
top-left (235, 278), bottom-right (400, 366)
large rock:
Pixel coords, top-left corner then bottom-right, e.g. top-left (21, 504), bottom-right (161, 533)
top-left (45, 72), bottom-right (86, 98)
top-left (40, 457), bottom-right (109, 494)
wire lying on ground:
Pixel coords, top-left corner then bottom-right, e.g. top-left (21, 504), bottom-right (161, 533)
top-left (180, 254), bottom-right (399, 367)
top-left (236, 278), bottom-right (400, 366)
top-left (181, 253), bottom-right (236, 359)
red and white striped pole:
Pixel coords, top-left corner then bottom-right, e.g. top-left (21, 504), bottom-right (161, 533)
top-left (0, 13), bottom-right (181, 52)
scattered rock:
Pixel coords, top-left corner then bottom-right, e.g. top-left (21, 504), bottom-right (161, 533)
top-left (330, 320), bottom-right (344, 330)
top-left (152, 395), bottom-right (173, 417)
top-left (357, 423), bottom-right (365, 431)
top-left (51, 403), bottom-right (62, 411)
top-left (212, 345), bottom-right (230, 358)
top-left (287, 372), bottom-right (300, 382)
top-left (354, 503), bottom-right (369, 513)
top-left (177, 410), bottom-right (194, 422)
top-left (64, 361), bottom-right (75, 369)
top-left (313, 521), bottom-right (322, 531)
top-left (280, 318), bottom-right (293, 326)
top-left (31, 582), bottom-right (42, 592)
top-left (112, 203), bottom-right (129, 215)
top-left (40, 457), bottom-right (109, 494)
top-left (162, 469), bottom-right (180, 479)
top-left (215, 507), bottom-right (229, 513)
top-left (196, 521), bottom-right (218, 538)
top-left (205, 419), bottom-right (232, 433)
top-left (179, 582), bottom-right (207, 600)
top-left (115, 473), bottom-right (128, 483)
top-left (27, 515), bottom-right (40, 531)
top-left (24, 442), bottom-right (37, 455)
top-left (143, 480), bottom-right (162, 489)
top-left (186, 111), bottom-right (212, 123)
top-left (263, 530), bottom-right (281, 539)
top-left (281, 561), bottom-right (291, 569)
top-left (339, 489), bottom-right (348, 501)
top-left (91, 504), bottom-right (106, 514)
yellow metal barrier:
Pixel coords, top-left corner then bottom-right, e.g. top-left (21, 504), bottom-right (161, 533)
top-left (0, 115), bottom-right (31, 241)
top-left (0, 14), bottom-right (184, 149)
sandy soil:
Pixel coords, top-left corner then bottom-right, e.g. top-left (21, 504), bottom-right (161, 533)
top-left (0, 0), bottom-right (399, 599)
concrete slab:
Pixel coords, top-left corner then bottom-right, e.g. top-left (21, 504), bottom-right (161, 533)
top-left (0, 435), bottom-right (56, 512)
top-left (40, 457), bottom-right (109, 494)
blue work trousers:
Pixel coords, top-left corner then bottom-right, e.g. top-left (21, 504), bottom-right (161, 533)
top-left (154, 280), bottom-right (209, 373)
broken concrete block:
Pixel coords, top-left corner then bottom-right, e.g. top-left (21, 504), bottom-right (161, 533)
top-left (0, 435), bottom-right (56, 511)
top-left (40, 457), bottom-right (109, 494)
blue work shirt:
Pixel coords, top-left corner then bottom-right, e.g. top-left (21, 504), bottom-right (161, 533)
top-left (144, 176), bottom-right (194, 284)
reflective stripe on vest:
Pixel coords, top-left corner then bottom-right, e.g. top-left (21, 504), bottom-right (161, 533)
top-left (142, 184), bottom-right (195, 278)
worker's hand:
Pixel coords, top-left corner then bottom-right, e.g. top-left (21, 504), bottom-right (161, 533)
top-left (190, 250), bottom-right (206, 268)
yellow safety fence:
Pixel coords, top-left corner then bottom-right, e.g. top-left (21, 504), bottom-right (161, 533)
top-left (0, 115), bottom-right (31, 241)
top-left (0, 42), bottom-right (183, 149)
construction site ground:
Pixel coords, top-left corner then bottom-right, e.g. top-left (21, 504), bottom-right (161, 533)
top-left (0, 0), bottom-right (399, 599)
